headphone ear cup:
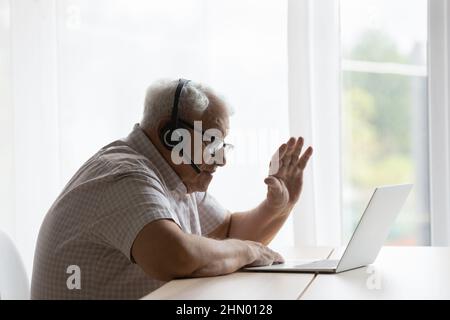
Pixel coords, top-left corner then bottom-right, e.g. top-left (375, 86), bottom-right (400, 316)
top-left (160, 123), bottom-right (178, 150)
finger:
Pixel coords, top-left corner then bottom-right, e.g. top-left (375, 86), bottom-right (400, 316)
top-left (283, 137), bottom-right (297, 160)
top-left (272, 138), bottom-right (295, 175)
top-left (262, 248), bottom-right (276, 266)
top-left (291, 137), bottom-right (304, 161)
top-left (269, 143), bottom-right (288, 175)
top-left (277, 157), bottom-right (290, 176)
top-left (277, 138), bottom-right (296, 174)
top-left (287, 137), bottom-right (304, 172)
top-left (252, 249), bottom-right (275, 267)
top-left (277, 143), bottom-right (289, 159)
top-left (266, 247), bottom-right (285, 265)
top-left (297, 146), bottom-right (313, 170)
top-left (273, 252), bottom-right (285, 264)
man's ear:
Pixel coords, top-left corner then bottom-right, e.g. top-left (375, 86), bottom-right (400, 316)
top-left (156, 118), bottom-right (172, 134)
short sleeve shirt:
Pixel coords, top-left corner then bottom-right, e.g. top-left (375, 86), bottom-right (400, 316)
top-left (31, 124), bottom-right (228, 299)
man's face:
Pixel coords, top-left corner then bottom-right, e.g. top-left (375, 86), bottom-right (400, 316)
top-left (175, 102), bottom-right (230, 193)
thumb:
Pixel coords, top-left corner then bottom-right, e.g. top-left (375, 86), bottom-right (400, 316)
top-left (264, 176), bottom-right (277, 186)
top-left (264, 176), bottom-right (283, 193)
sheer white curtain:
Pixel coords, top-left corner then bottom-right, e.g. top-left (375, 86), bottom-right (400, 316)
top-left (0, 0), bottom-right (291, 276)
top-left (0, 0), bottom-right (342, 277)
top-left (287, 0), bottom-right (342, 247)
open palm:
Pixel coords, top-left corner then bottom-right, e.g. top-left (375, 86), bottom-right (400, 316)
top-left (264, 137), bottom-right (313, 211)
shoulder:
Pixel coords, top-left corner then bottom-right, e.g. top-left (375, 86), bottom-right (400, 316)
top-left (84, 140), bottom-right (164, 188)
top-left (98, 140), bottom-right (152, 170)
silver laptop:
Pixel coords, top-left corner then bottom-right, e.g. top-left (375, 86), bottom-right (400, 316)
top-left (244, 184), bottom-right (412, 274)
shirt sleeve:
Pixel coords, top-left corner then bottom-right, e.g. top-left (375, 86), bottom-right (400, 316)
top-left (92, 171), bottom-right (180, 262)
top-left (195, 192), bottom-right (229, 236)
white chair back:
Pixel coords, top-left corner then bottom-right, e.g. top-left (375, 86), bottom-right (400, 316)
top-left (0, 230), bottom-right (30, 299)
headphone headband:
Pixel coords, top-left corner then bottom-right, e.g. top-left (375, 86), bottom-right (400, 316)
top-left (171, 79), bottom-right (190, 130)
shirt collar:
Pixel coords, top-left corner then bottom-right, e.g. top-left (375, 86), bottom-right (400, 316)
top-left (123, 123), bottom-right (187, 194)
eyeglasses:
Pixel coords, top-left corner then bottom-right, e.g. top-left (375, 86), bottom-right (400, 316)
top-left (177, 119), bottom-right (234, 157)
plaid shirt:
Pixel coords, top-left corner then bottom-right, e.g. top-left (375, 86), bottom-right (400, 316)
top-left (31, 124), bottom-right (227, 299)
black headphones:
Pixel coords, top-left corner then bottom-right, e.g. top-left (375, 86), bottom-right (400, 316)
top-left (159, 79), bottom-right (202, 174)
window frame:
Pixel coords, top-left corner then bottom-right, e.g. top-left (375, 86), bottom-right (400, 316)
top-left (428, 0), bottom-right (450, 246)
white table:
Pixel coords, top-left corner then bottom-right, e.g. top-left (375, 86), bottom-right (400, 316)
top-left (141, 246), bottom-right (450, 300)
top-left (141, 247), bottom-right (332, 300)
top-left (302, 246), bottom-right (450, 300)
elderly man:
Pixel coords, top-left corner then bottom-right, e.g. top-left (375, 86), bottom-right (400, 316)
top-left (31, 79), bottom-right (313, 299)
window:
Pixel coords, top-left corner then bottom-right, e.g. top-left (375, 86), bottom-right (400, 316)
top-left (340, 0), bottom-right (430, 245)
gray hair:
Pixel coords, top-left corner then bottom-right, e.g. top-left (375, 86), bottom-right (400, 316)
top-left (140, 79), bottom-right (231, 130)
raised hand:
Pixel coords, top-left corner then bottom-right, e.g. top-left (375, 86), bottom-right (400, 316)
top-left (264, 137), bottom-right (313, 211)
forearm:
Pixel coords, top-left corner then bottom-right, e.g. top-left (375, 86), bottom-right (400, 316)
top-left (182, 235), bottom-right (255, 278)
top-left (133, 220), bottom-right (262, 281)
top-left (228, 199), bottom-right (293, 245)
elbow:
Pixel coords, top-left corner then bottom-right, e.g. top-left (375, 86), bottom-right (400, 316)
top-left (160, 246), bottom-right (200, 280)
top-left (131, 219), bottom-right (204, 281)
top-left (171, 246), bottom-right (202, 278)
top-left (137, 242), bottom-right (201, 281)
